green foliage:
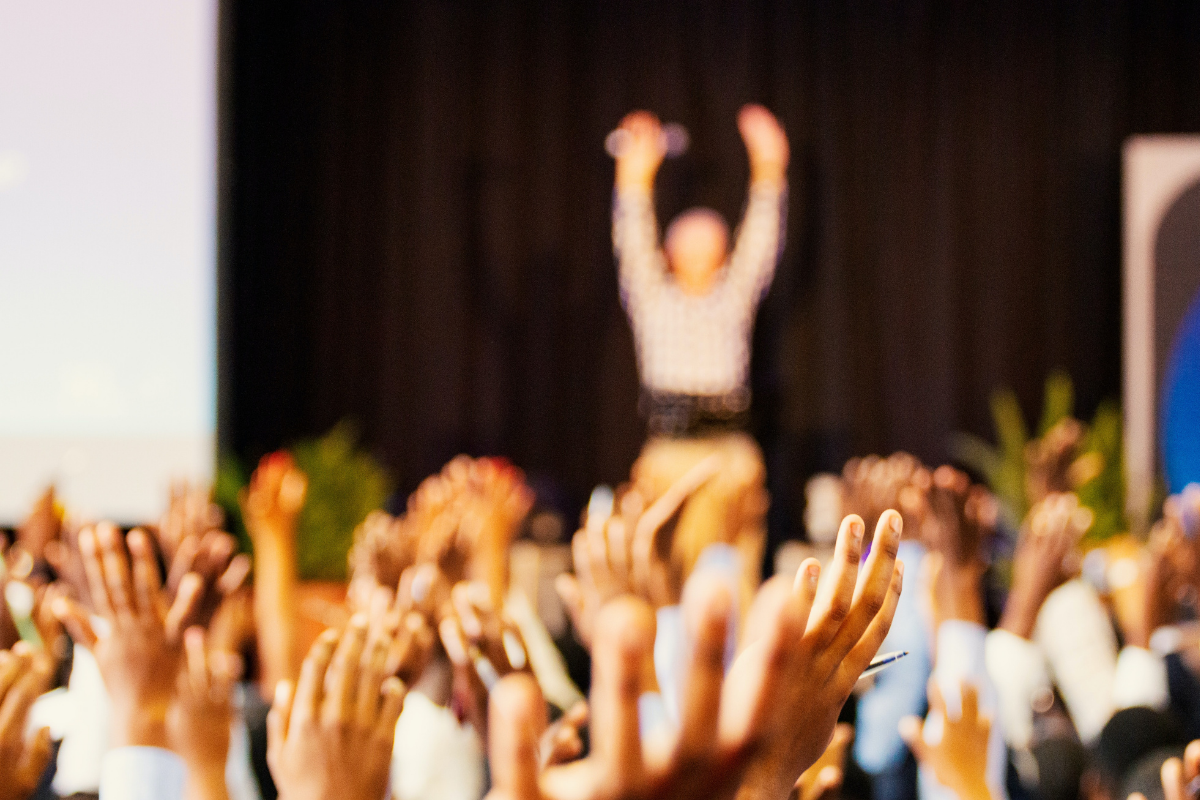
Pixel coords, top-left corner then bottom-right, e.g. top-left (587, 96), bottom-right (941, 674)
top-left (952, 372), bottom-right (1128, 542)
top-left (291, 422), bottom-right (392, 581)
top-left (213, 452), bottom-right (251, 555)
top-left (1075, 401), bottom-right (1126, 544)
top-left (212, 422), bottom-right (393, 581)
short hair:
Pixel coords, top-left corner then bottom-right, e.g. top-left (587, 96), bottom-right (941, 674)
top-left (664, 207), bottom-right (730, 255)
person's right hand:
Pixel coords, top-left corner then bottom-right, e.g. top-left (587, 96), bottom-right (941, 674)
top-left (266, 618), bottom-right (408, 800)
top-left (239, 451), bottom-right (308, 549)
top-left (168, 627), bottom-right (242, 800)
top-left (998, 492), bottom-right (1091, 639)
top-left (614, 111), bottom-right (667, 191)
top-left (1157, 740), bottom-right (1200, 800)
top-left (0, 643), bottom-right (53, 800)
top-left (486, 509), bottom-right (903, 800)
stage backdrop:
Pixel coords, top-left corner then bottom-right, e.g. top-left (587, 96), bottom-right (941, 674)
top-left (225, 0), bottom-right (1200, 546)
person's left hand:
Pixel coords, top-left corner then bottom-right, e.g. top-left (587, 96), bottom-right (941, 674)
top-left (168, 626), bottom-right (243, 800)
top-left (738, 104), bottom-right (789, 186)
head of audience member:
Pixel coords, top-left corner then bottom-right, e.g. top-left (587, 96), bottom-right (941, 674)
top-left (664, 208), bottom-right (730, 295)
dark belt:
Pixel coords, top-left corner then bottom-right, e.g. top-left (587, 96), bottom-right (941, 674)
top-left (640, 388), bottom-right (750, 438)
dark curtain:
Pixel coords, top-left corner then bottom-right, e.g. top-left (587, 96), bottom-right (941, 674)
top-left (224, 0), bottom-right (1200, 546)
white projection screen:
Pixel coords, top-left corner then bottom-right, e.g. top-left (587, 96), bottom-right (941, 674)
top-left (0, 1), bottom-right (218, 524)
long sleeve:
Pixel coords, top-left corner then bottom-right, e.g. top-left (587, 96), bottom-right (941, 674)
top-left (613, 188), bottom-right (667, 317)
top-left (1032, 579), bottom-right (1118, 744)
top-left (985, 628), bottom-right (1052, 750)
top-left (99, 747), bottom-right (185, 800)
top-left (723, 181), bottom-right (786, 307)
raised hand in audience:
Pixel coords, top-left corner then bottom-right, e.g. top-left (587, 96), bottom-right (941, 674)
top-left (488, 509), bottom-right (904, 800)
top-left (1157, 740), bottom-right (1200, 800)
top-left (266, 618), bottom-right (408, 800)
top-left (793, 723), bottom-right (852, 800)
top-left (899, 682), bottom-right (992, 800)
top-left (51, 523), bottom-right (203, 748)
top-left (440, 580), bottom-right (530, 737)
top-left (1024, 419), bottom-right (1085, 506)
top-left (159, 481), bottom-right (225, 565)
top-left (998, 492), bottom-right (1091, 639)
top-left (241, 451), bottom-right (307, 688)
top-left (168, 627), bottom-right (243, 800)
top-left (923, 466), bottom-right (996, 626)
top-left (0, 643), bottom-right (53, 800)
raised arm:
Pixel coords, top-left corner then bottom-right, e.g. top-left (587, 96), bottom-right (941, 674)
top-left (612, 111), bottom-right (669, 308)
top-left (726, 104), bottom-right (788, 304)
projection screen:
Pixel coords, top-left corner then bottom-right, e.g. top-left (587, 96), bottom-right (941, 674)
top-left (0, 0), bottom-right (218, 524)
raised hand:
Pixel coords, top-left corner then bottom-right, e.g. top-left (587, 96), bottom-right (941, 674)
top-left (440, 580), bottom-right (530, 738)
top-left (168, 627), bottom-right (243, 800)
top-left (899, 682), bottom-right (993, 800)
top-left (730, 510), bottom-right (904, 800)
top-left (51, 523), bottom-right (203, 748)
top-left (0, 643), bottom-right (53, 800)
top-left (794, 724), bottom-right (852, 800)
top-left (1158, 740), bottom-right (1200, 800)
top-left (999, 492), bottom-right (1092, 639)
top-left (241, 451), bottom-right (307, 688)
top-left (614, 111), bottom-right (667, 192)
top-left (737, 104), bottom-right (789, 188)
top-left (487, 510), bottom-right (904, 800)
top-left (266, 618), bottom-right (408, 800)
top-left (159, 481), bottom-right (225, 565)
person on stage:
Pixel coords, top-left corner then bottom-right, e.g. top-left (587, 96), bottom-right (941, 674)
top-left (609, 103), bottom-right (789, 614)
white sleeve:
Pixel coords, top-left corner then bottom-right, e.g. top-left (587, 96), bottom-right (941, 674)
top-left (99, 747), bottom-right (185, 800)
top-left (985, 628), bottom-right (1052, 750)
top-left (921, 620), bottom-right (1010, 800)
top-left (1113, 646), bottom-right (1169, 711)
top-left (724, 182), bottom-right (786, 306)
top-left (1033, 579), bottom-right (1118, 743)
top-left (612, 188), bottom-right (667, 316)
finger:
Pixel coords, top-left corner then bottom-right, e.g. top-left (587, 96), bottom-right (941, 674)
top-left (451, 582), bottom-right (486, 642)
top-left (606, 517), bottom-right (631, 586)
top-left (97, 523), bottom-right (135, 622)
top-left (126, 529), bottom-right (162, 620)
top-left (571, 531), bottom-right (595, 595)
top-left (489, 674), bottom-right (546, 800)
top-left (51, 596), bottom-right (98, 649)
top-left (792, 558), bottom-right (822, 635)
top-left (439, 616), bottom-right (469, 669)
top-left (826, 510), bottom-right (902, 662)
top-left (677, 573), bottom-right (731, 765)
top-left (184, 626), bottom-right (209, 698)
top-left (321, 616), bottom-right (368, 725)
top-left (1164, 757), bottom-right (1185, 800)
top-left (0, 649), bottom-right (29, 707)
top-left (0, 655), bottom-right (51, 740)
top-left (590, 597), bottom-right (653, 792)
top-left (377, 676), bottom-right (406, 738)
top-left (17, 725), bottom-right (53, 789)
top-left (1186, 740), bottom-right (1200, 783)
top-left (898, 716), bottom-right (927, 763)
top-left (356, 632), bottom-right (389, 728)
top-left (838, 561), bottom-right (904, 683)
top-left (217, 554), bottom-right (252, 597)
top-left (293, 629), bottom-right (339, 727)
top-left (555, 574), bottom-right (585, 632)
top-left (961, 682), bottom-right (980, 724)
top-left (167, 534), bottom-right (199, 594)
top-left (267, 679), bottom-right (295, 763)
top-left (165, 572), bottom-right (204, 642)
top-left (78, 527), bottom-right (114, 620)
top-left (808, 515), bottom-right (866, 645)
top-left (586, 515), bottom-right (613, 592)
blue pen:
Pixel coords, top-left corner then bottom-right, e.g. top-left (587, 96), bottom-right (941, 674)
top-left (858, 650), bottom-right (909, 681)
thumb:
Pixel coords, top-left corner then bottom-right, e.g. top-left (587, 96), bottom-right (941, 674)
top-left (899, 715), bottom-right (928, 763)
top-left (18, 726), bottom-right (53, 788)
